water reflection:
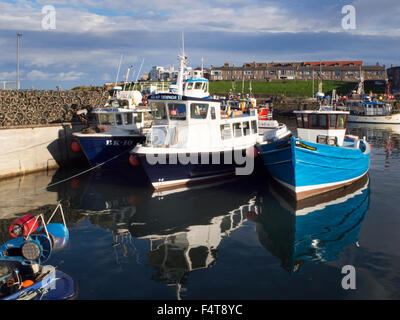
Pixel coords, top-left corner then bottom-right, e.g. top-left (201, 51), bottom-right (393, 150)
top-left (52, 171), bottom-right (259, 299)
top-left (0, 158), bottom-right (375, 299)
top-left (129, 182), bottom-right (258, 299)
top-left (253, 174), bottom-right (370, 273)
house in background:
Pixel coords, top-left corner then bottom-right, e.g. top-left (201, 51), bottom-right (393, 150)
top-left (210, 61), bottom-right (387, 82)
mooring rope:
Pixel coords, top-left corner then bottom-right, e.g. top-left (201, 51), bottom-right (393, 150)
top-left (3, 148), bottom-right (132, 202)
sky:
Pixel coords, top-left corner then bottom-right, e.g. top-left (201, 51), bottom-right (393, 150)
top-left (0, 0), bottom-right (399, 90)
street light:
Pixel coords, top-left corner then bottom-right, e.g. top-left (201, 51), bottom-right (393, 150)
top-left (17, 33), bottom-right (22, 90)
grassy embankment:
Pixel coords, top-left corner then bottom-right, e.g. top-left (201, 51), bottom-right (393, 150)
top-left (209, 80), bottom-right (385, 97)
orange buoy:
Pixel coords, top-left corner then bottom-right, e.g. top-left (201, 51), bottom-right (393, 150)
top-left (22, 280), bottom-right (34, 288)
top-left (129, 155), bottom-right (140, 166)
top-left (71, 141), bottom-right (81, 152)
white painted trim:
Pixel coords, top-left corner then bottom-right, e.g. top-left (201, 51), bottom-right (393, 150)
top-left (274, 169), bottom-right (369, 193)
top-left (152, 172), bottom-right (234, 188)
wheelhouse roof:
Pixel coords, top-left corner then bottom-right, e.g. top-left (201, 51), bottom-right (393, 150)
top-left (185, 77), bottom-right (209, 82)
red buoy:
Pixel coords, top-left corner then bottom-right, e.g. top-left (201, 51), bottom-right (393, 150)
top-left (71, 141), bottom-right (81, 152)
top-left (129, 155), bottom-right (140, 166)
top-left (9, 214), bottom-right (39, 238)
top-left (246, 146), bottom-right (258, 158)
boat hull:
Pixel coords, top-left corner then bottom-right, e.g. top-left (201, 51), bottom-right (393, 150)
top-left (134, 150), bottom-right (252, 190)
top-left (348, 113), bottom-right (400, 124)
top-left (73, 135), bottom-right (145, 169)
top-left (2, 269), bottom-right (76, 300)
top-left (256, 136), bottom-right (370, 201)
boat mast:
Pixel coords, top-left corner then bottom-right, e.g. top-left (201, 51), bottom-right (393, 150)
top-left (115, 54), bottom-right (123, 86)
top-left (123, 66), bottom-right (132, 91)
top-left (134, 58), bottom-right (145, 90)
top-left (176, 32), bottom-right (186, 96)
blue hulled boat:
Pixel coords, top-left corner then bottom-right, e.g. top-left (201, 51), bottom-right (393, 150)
top-left (256, 107), bottom-right (371, 201)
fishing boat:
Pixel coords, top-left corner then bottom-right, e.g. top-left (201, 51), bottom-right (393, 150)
top-left (256, 106), bottom-right (371, 201)
top-left (71, 86), bottom-right (151, 169)
top-left (130, 49), bottom-right (260, 190)
top-left (343, 100), bottom-right (400, 124)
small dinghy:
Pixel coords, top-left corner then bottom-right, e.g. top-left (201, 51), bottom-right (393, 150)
top-left (0, 204), bottom-right (76, 300)
top-left (0, 204), bottom-right (69, 263)
top-left (0, 261), bottom-right (76, 300)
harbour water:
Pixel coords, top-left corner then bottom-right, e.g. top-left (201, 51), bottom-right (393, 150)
top-left (0, 117), bottom-right (399, 300)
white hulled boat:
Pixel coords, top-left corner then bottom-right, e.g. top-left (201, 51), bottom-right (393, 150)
top-left (130, 48), bottom-right (262, 190)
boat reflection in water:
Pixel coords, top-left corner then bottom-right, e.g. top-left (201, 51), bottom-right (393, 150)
top-left (128, 179), bottom-right (259, 300)
top-left (253, 174), bottom-right (370, 273)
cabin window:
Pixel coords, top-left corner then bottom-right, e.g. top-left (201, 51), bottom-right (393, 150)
top-left (251, 120), bottom-right (258, 134)
top-left (302, 114), bottom-right (309, 128)
top-left (337, 114), bottom-right (346, 128)
top-left (186, 82), bottom-right (194, 90)
top-left (134, 113), bottom-right (142, 124)
top-left (98, 113), bottom-right (115, 126)
top-left (310, 114), bottom-right (327, 129)
top-left (211, 107), bottom-right (216, 120)
top-left (329, 114), bottom-right (337, 128)
top-left (116, 114), bottom-right (122, 125)
top-left (220, 124), bottom-right (232, 140)
top-left (296, 114), bottom-right (303, 128)
top-left (194, 82), bottom-right (203, 89)
top-left (168, 103), bottom-right (186, 120)
top-left (190, 103), bottom-right (208, 119)
top-left (202, 83), bottom-right (207, 91)
top-left (124, 113), bottom-right (133, 125)
top-left (242, 122), bottom-right (250, 136)
top-left (151, 102), bottom-right (167, 120)
top-left (233, 123), bottom-right (242, 137)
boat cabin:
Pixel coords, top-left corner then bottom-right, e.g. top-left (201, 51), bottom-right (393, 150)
top-left (93, 107), bottom-right (150, 135)
top-left (182, 77), bottom-right (210, 98)
top-left (145, 94), bottom-right (258, 150)
top-left (294, 109), bottom-right (349, 147)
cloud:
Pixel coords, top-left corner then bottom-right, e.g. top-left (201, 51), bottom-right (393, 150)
top-left (26, 69), bottom-right (51, 80)
top-left (0, 0), bottom-right (399, 89)
top-left (25, 69), bottom-right (86, 81)
top-left (57, 71), bottom-right (86, 81)
top-left (0, 71), bottom-right (16, 80)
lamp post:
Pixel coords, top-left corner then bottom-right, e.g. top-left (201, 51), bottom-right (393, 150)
top-left (17, 33), bottom-right (22, 90)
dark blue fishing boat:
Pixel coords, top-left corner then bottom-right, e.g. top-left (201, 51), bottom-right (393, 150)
top-left (71, 88), bottom-right (150, 169)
